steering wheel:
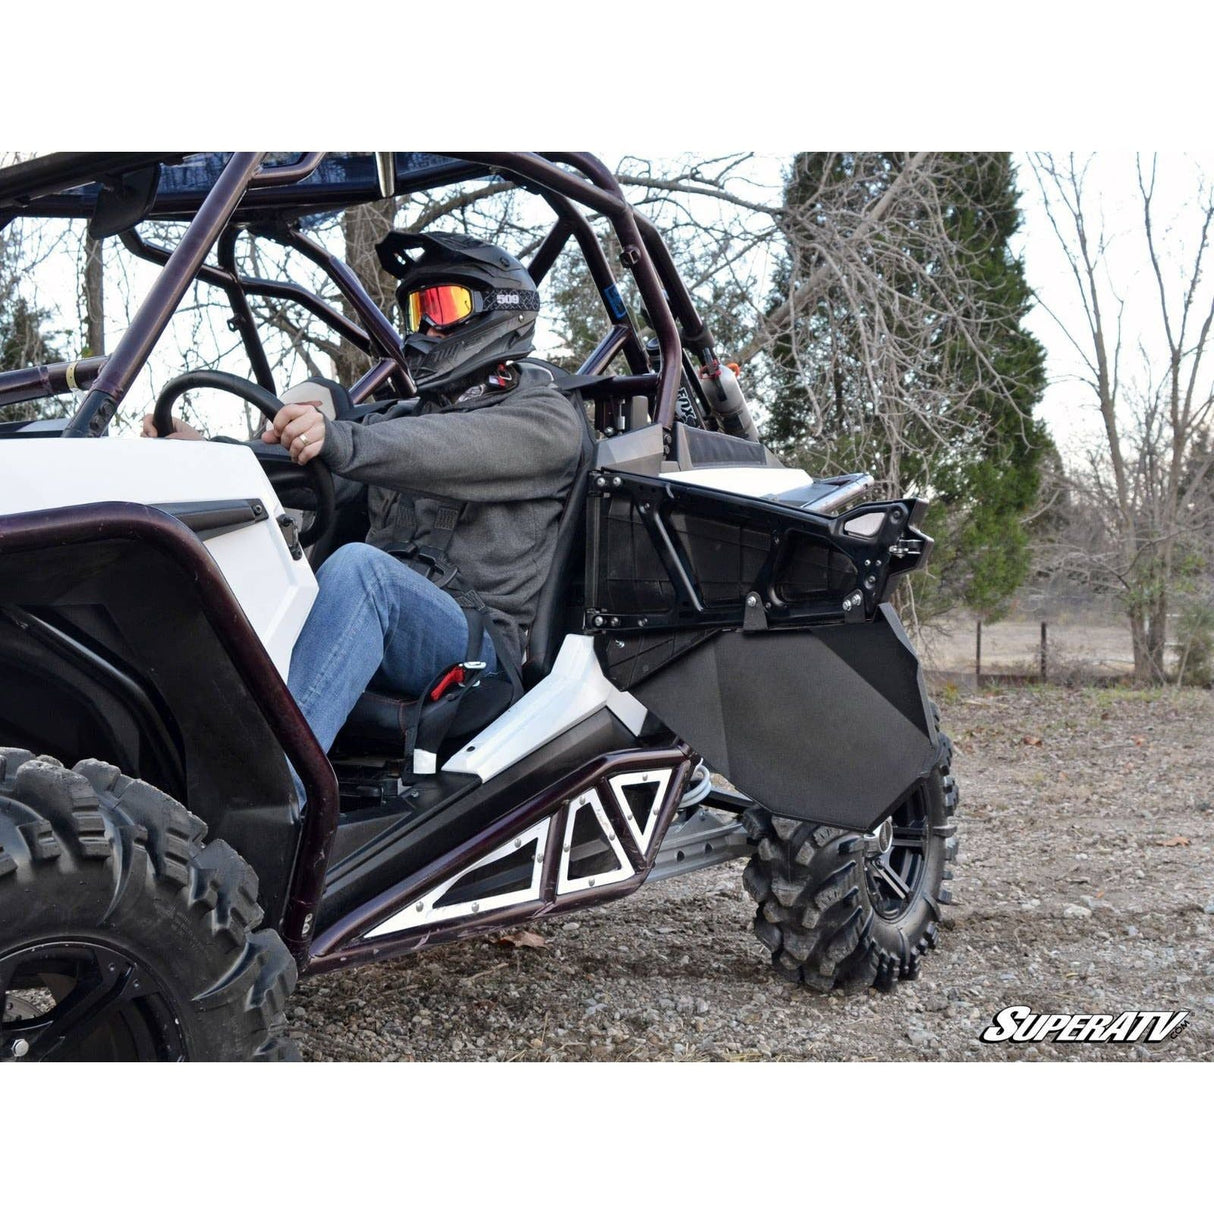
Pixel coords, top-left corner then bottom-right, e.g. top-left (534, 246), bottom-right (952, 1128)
top-left (153, 370), bottom-right (335, 548)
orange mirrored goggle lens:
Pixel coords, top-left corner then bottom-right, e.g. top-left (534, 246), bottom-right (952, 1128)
top-left (405, 284), bottom-right (475, 334)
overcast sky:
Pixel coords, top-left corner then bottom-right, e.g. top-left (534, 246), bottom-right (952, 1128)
top-left (1012, 152), bottom-right (1214, 461)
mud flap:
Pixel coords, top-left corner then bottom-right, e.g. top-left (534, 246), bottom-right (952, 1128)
top-left (621, 605), bottom-right (938, 831)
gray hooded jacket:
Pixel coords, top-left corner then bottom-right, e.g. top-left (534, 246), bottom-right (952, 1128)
top-left (319, 364), bottom-right (586, 665)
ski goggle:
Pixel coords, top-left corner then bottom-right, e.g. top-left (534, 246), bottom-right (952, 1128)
top-left (404, 284), bottom-right (477, 335)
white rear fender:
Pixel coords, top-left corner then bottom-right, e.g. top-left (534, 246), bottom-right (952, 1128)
top-left (442, 636), bottom-right (648, 782)
top-left (659, 466), bottom-right (812, 497)
top-left (0, 438), bottom-right (317, 677)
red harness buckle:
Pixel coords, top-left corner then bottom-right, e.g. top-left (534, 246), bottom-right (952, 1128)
top-left (429, 665), bottom-right (467, 702)
top-left (428, 660), bottom-right (488, 703)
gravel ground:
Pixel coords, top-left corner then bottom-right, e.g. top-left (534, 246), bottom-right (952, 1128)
top-left (286, 685), bottom-right (1214, 1062)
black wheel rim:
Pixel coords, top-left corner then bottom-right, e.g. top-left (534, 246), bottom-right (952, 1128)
top-left (865, 785), bottom-right (930, 922)
top-left (1, 941), bottom-right (187, 1062)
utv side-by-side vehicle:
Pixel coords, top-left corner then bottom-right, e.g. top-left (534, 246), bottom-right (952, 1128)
top-left (0, 152), bottom-right (958, 1061)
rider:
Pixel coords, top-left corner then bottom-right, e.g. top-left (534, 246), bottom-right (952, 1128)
top-left (147, 231), bottom-right (585, 771)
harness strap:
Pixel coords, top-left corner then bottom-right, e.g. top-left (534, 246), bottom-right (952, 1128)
top-left (429, 502), bottom-right (463, 560)
top-left (382, 541), bottom-right (461, 589)
top-left (405, 606), bottom-right (503, 774)
top-left (388, 556), bottom-right (524, 772)
top-left (378, 437), bottom-right (527, 770)
top-left (474, 609), bottom-right (523, 701)
top-left (462, 605), bottom-right (485, 666)
top-left (408, 667), bottom-right (471, 775)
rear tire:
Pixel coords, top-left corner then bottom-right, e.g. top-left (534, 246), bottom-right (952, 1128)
top-left (0, 749), bottom-right (298, 1061)
top-left (742, 726), bottom-right (959, 992)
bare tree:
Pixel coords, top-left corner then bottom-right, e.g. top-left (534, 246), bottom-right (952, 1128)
top-left (79, 233), bottom-right (104, 357)
top-left (634, 153), bottom-right (1048, 631)
top-left (1030, 153), bottom-right (1214, 683)
top-left (620, 155), bottom-right (1044, 515)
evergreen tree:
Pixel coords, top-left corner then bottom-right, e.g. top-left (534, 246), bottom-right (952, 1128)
top-left (542, 224), bottom-right (759, 377)
top-left (1, 295), bottom-right (63, 370)
top-left (764, 152), bottom-right (1048, 621)
top-left (0, 294), bottom-right (67, 423)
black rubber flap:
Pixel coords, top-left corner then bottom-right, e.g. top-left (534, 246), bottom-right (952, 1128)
top-left (627, 605), bottom-right (938, 831)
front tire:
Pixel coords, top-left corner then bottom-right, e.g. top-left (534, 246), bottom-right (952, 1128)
top-left (0, 749), bottom-right (298, 1061)
top-left (742, 730), bottom-right (959, 992)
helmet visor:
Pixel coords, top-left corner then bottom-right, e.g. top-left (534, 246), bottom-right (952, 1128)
top-left (404, 284), bottom-right (476, 334)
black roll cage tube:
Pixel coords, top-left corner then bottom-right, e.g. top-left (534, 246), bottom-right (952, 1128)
top-left (215, 227), bottom-right (277, 394)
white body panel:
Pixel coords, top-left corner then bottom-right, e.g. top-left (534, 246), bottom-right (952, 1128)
top-left (0, 438), bottom-right (317, 677)
top-left (442, 635), bottom-right (648, 782)
top-left (660, 466), bottom-right (812, 498)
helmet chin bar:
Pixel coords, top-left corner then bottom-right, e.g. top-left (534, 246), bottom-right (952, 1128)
top-left (404, 319), bottom-right (537, 396)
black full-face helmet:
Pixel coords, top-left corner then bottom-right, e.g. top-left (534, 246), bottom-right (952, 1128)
top-left (375, 230), bottom-right (541, 394)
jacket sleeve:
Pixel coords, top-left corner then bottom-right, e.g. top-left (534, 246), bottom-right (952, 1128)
top-left (318, 387), bottom-right (584, 503)
top-left (332, 469), bottom-right (367, 509)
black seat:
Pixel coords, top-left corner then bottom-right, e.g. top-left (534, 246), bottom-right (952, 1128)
top-left (332, 675), bottom-right (516, 755)
top-left (332, 371), bottom-right (596, 757)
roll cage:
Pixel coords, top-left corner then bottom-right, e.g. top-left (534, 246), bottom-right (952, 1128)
top-left (0, 151), bottom-right (737, 443)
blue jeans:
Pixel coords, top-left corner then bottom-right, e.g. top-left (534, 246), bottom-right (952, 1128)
top-left (286, 543), bottom-right (497, 804)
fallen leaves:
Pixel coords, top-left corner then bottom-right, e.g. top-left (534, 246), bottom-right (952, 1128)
top-left (494, 929), bottom-right (548, 950)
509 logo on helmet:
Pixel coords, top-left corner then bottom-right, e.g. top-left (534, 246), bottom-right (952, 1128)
top-left (979, 1004), bottom-right (1190, 1045)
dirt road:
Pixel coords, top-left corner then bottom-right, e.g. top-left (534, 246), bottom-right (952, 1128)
top-left (287, 686), bottom-right (1213, 1061)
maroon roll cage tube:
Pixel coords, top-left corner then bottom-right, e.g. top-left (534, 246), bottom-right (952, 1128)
top-left (0, 152), bottom-right (724, 964)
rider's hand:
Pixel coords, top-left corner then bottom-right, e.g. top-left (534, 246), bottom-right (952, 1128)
top-left (262, 401), bottom-right (326, 466)
top-left (142, 414), bottom-right (204, 440)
